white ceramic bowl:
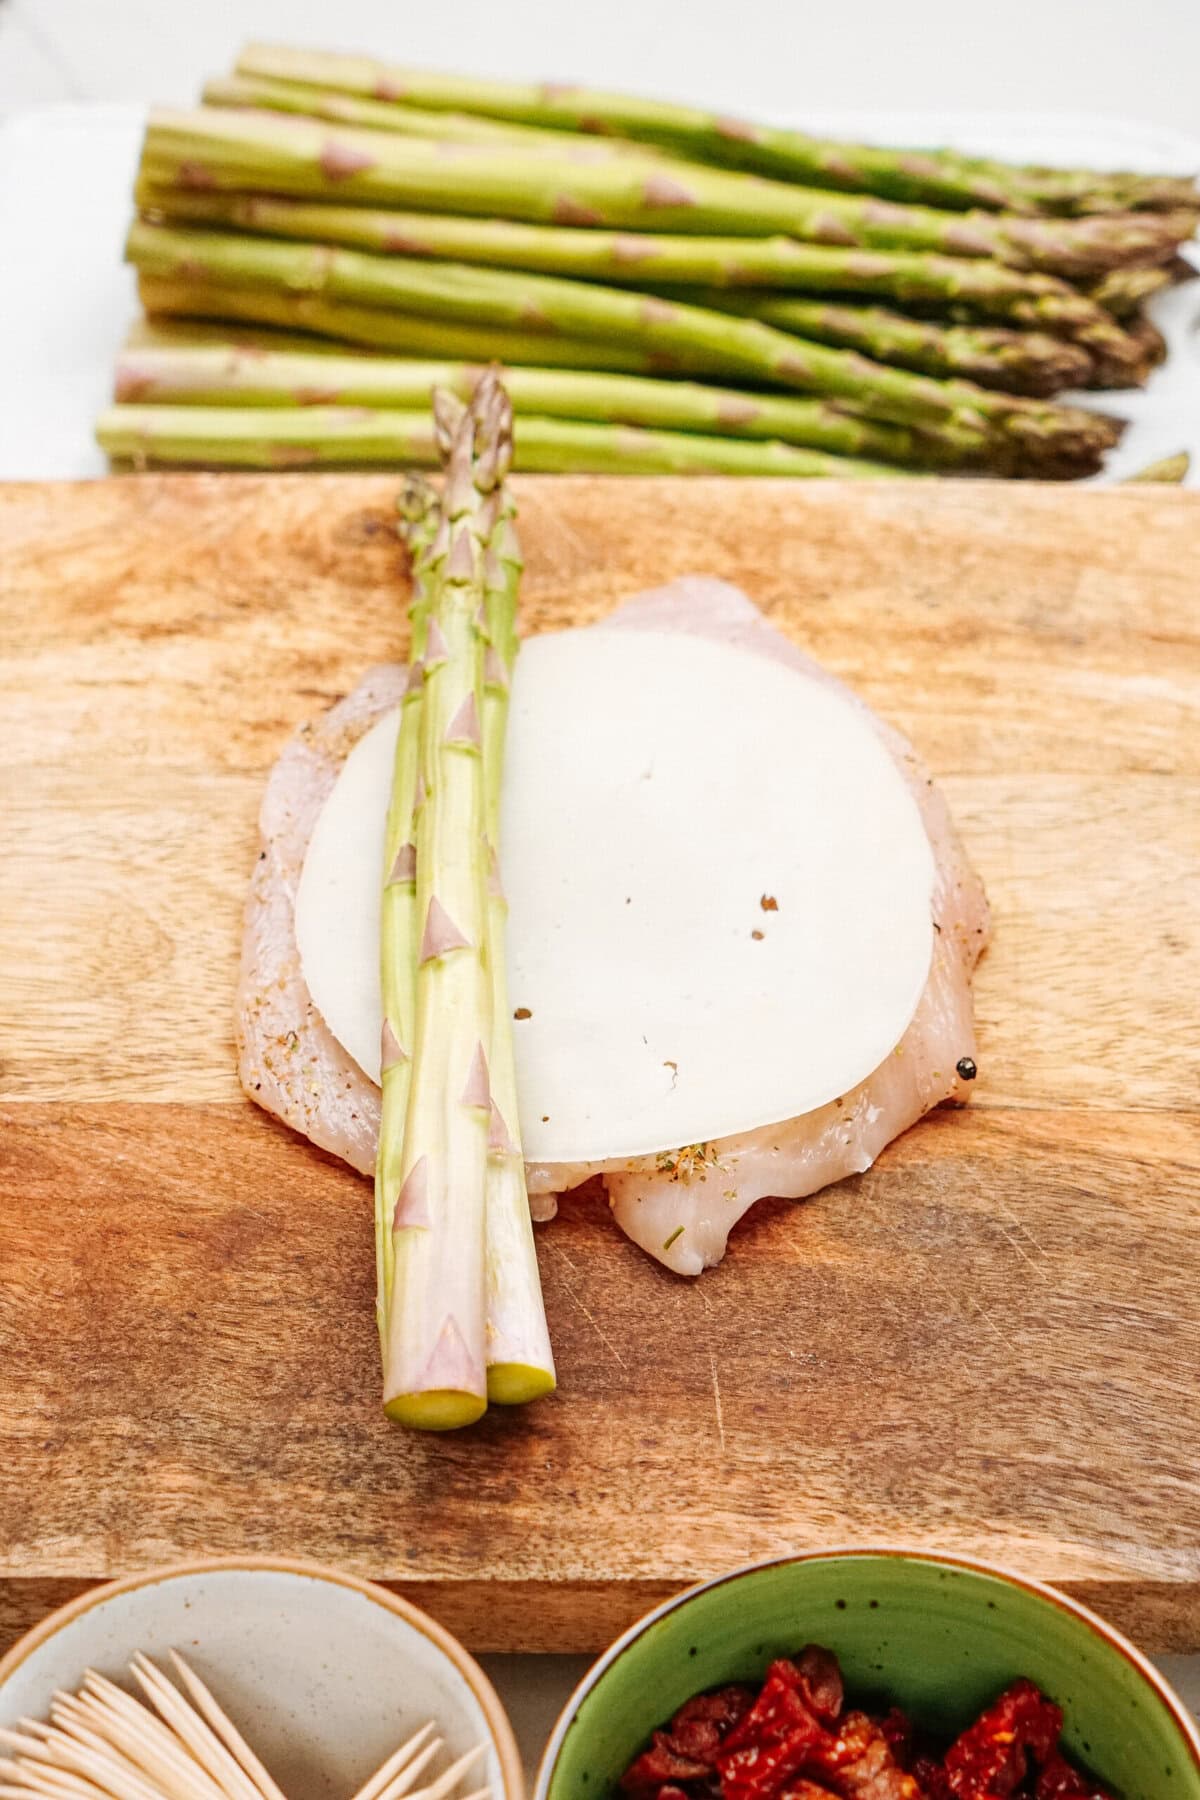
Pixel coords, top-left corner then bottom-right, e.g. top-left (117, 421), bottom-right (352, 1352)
top-left (0, 1558), bottom-right (523, 1800)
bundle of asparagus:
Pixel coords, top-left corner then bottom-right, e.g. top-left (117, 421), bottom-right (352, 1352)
top-left (97, 44), bottom-right (1200, 479)
top-left (377, 371), bottom-right (554, 1430)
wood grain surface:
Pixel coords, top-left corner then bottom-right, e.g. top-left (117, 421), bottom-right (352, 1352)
top-left (1, 475), bottom-right (1198, 1656)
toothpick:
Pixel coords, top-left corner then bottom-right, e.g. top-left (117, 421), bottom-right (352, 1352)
top-left (15, 1716), bottom-right (166, 1800)
top-left (164, 1657), bottom-right (288, 1800)
top-left (364, 1740), bottom-right (444, 1800)
top-left (0, 1738), bottom-right (50, 1762)
top-left (0, 1764), bottom-right (110, 1800)
top-left (0, 1767), bottom-right (112, 1800)
top-left (129, 1660), bottom-right (264, 1800)
top-left (8, 1652), bottom-right (491, 1800)
top-left (346, 1725), bottom-right (436, 1800)
top-left (66, 1683), bottom-right (226, 1800)
top-left (2, 1785), bottom-right (96, 1800)
top-left (403, 1745), bottom-right (485, 1800)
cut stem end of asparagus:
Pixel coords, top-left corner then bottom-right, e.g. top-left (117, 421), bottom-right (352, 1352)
top-left (383, 1388), bottom-right (490, 1431)
top-left (486, 1362), bottom-right (558, 1406)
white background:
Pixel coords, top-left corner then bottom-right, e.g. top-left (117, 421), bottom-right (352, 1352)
top-left (2, 0), bottom-right (1198, 1776)
top-left (3, 0), bottom-right (1200, 132)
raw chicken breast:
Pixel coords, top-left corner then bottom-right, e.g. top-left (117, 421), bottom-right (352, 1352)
top-left (236, 666), bottom-right (391, 1176)
top-left (236, 577), bottom-right (988, 1275)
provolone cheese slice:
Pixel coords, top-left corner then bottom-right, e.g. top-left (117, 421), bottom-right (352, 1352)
top-left (296, 627), bottom-right (935, 1163)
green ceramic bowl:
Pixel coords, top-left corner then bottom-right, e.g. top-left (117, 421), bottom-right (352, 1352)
top-left (537, 1550), bottom-right (1200, 1800)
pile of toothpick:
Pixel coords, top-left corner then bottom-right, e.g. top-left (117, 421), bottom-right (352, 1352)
top-left (0, 1652), bottom-right (489, 1800)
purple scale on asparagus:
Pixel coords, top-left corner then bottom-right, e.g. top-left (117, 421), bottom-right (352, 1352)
top-left (444, 690), bottom-right (482, 748)
top-left (381, 1019), bottom-right (408, 1073)
top-left (392, 1156), bottom-right (431, 1229)
top-left (388, 842), bottom-right (417, 884)
top-left (419, 895), bottom-right (471, 962)
top-left (460, 1042), bottom-right (491, 1110)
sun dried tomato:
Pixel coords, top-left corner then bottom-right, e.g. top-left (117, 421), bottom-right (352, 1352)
top-left (808, 1711), bottom-right (926, 1799)
top-left (668, 1687), bottom-right (757, 1764)
top-left (721, 1666), bottom-right (828, 1755)
top-left (670, 1722), bottom-right (722, 1766)
top-left (877, 1708), bottom-right (914, 1768)
top-left (942, 1679), bottom-right (1062, 1797)
top-left (714, 1662), bottom-right (839, 1800)
top-left (620, 1731), bottom-right (712, 1792)
top-left (619, 1649), bottom-right (1112, 1800)
top-left (910, 1754), bottom-right (953, 1798)
top-left (718, 1727), bottom-right (828, 1800)
top-left (792, 1647), bottom-right (846, 1725)
top-left (1035, 1750), bottom-right (1114, 1800)
top-left (625, 1686), bottom-right (756, 1793)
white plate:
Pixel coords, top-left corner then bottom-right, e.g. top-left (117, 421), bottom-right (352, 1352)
top-left (0, 1560), bottom-right (522, 1800)
top-left (0, 101), bottom-right (1197, 482)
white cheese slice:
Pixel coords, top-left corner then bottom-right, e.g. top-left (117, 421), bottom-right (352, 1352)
top-left (295, 627), bottom-right (935, 1163)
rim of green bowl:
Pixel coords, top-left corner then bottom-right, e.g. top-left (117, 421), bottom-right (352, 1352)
top-left (534, 1545), bottom-right (1200, 1797)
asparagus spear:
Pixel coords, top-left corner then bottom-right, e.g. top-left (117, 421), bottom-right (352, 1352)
top-left (388, 426), bottom-right (554, 1409)
top-left (376, 476), bottom-right (439, 1342)
top-left (138, 108), bottom-right (1195, 276)
top-left (135, 181), bottom-right (1128, 332)
top-left (982, 169), bottom-right (1200, 218)
top-left (1087, 263), bottom-right (1177, 320)
top-left (700, 289), bottom-right (1164, 393)
top-left (132, 277), bottom-right (1118, 474)
top-left (462, 422), bottom-right (555, 1403)
top-left (958, 292), bottom-right (1150, 388)
top-left (111, 342), bottom-right (996, 466)
top-left (124, 224), bottom-right (1122, 459)
top-left (713, 296), bottom-right (1096, 395)
top-left (203, 72), bottom-right (667, 160)
top-left (234, 44), bottom-right (1199, 219)
top-left (1125, 314), bottom-right (1168, 372)
top-left (94, 403), bottom-right (910, 477)
top-left (1123, 451), bottom-right (1190, 483)
top-left (126, 312), bottom-right (340, 355)
top-left (390, 411), bottom-right (554, 1406)
top-left (381, 376), bottom-right (510, 1429)
top-left (136, 273), bottom-right (692, 374)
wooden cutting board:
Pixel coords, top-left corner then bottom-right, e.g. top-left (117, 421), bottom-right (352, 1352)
top-left (2, 475), bottom-right (1198, 1658)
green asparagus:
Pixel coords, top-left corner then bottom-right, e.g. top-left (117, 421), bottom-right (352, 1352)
top-left (954, 292), bottom-right (1148, 387)
top-left (203, 71), bottom-right (668, 160)
top-left (381, 376), bottom-right (504, 1428)
top-left (1125, 314), bottom-right (1169, 371)
top-left (135, 273), bottom-right (696, 374)
top-left (138, 108), bottom-right (1195, 276)
top-left (110, 342), bottom-right (996, 465)
top-left (977, 168), bottom-right (1200, 218)
top-left (1124, 450), bottom-right (1190, 483)
top-left (234, 44), bottom-right (1199, 219)
top-left (134, 181), bottom-right (1130, 332)
top-left (95, 403), bottom-right (910, 476)
top-left (124, 224), bottom-right (1123, 461)
top-left (464, 433), bottom-right (555, 1403)
top-left (376, 476), bottom-right (438, 1343)
top-left (700, 288), bottom-right (1164, 391)
top-left (1088, 263), bottom-right (1176, 320)
top-left (126, 313), bottom-right (353, 355)
top-left (704, 296), bottom-right (1097, 394)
